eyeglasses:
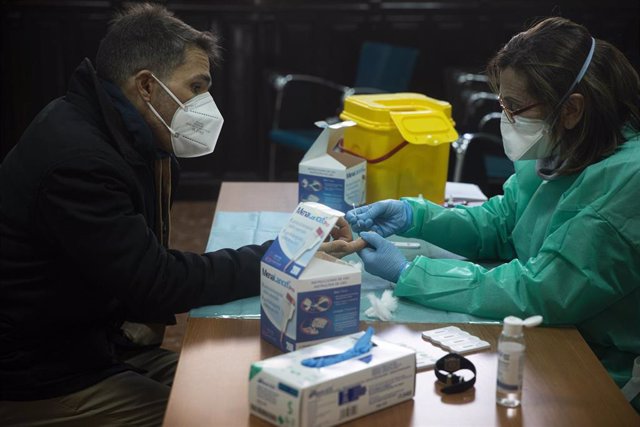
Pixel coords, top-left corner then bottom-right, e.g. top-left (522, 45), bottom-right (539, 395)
top-left (498, 95), bottom-right (541, 124)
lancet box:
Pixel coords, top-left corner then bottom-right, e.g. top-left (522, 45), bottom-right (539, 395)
top-left (260, 202), bottom-right (361, 353)
top-left (298, 121), bottom-right (366, 212)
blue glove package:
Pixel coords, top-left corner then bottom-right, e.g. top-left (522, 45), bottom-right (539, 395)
top-left (345, 200), bottom-right (413, 237)
top-left (358, 232), bottom-right (409, 282)
top-left (301, 327), bottom-right (375, 368)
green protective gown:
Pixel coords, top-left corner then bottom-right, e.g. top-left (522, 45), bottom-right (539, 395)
top-left (395, 128), bottom-right (640, 409)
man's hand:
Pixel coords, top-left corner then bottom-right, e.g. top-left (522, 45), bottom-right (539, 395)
top-left (318, 217), bottom-right (366, 258)
top-left (319, 238), bottom-right (367, 258)
top-left (327, 216), bottom-right (352, 242)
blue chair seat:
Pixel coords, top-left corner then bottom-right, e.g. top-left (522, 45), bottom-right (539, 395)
top-left (268, 42), bottom-right (418, 180)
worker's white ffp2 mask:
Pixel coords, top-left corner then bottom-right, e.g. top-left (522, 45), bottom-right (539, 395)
top-left (500, 112), bottom-right (553, 161)
top-left (147, 74), bottom-right (223, 158)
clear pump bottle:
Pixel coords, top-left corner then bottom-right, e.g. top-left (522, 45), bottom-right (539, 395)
top-left (496, 315), bottom-right (542, 408)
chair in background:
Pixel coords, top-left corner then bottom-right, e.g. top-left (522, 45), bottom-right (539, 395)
top-left (267, 41), bottom-right (419, 180)
top-left (461, 91), bottom-right (500, 132)
top-left (478, 111), bottom-right (501, 135)
top-left (451, 132), bottom-right (513, 197)
top-left (446, 71), bottom-right (494, 129)
top-left (445, 71), bottom-right (513, 197)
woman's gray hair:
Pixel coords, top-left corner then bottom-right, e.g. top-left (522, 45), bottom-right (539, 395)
top-left (95, 2), bottom-right (220, 85)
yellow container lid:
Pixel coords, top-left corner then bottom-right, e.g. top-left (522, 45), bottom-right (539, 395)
top-left (340, 92), bottom-right (459, 145)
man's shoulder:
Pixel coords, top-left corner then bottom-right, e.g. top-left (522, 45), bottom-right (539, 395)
top-left (19, 96), bottom-right (122, 163)
top-left (1, 97), bottom-right (133, 201)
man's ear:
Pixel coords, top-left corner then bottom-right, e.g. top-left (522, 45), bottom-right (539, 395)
top-left (560, 93), bottom-right (585, 130)
top-left (133, 70), bottom-right (154, 102)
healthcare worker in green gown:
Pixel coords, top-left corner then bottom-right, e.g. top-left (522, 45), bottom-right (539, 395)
top-left (346, 17), bottom-right (640, 411)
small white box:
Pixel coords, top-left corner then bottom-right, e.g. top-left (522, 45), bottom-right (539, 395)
top-left (249, 331), bottom-right (416, 427)
top-left (260, 202), bottom-right (361, 352)
top-left (299, 122), bottom-right (366, 212)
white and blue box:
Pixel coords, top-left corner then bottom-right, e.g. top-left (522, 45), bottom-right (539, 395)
top-left (249, 331), bottom-right (416, 427)
top-left (299, 122), bottom-right (366, 213)
top-left (260, 202), bottom-right (361, 353)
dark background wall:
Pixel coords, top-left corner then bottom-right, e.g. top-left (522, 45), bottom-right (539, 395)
top-left (2, 0), bottom-right (639, 199)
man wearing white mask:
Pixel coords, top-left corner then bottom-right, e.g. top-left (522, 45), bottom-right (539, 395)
top-left (0, 3), bottom-right (265, 425)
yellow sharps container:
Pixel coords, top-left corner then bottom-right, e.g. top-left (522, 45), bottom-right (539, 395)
top-left (339, 93), bottom-right (458, 204)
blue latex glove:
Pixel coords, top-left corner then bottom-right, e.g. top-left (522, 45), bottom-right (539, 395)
top-left (301, 327), bottom-right (374, 368)
top-left (345, 199), bottom-right (413, 237)
top-left (358, 232), bottom-right (410, 283)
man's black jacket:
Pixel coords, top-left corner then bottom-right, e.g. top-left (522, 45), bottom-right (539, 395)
top-left (0, 59), bottom-right (270, 400)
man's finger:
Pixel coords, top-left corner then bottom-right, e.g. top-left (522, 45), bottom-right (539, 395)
top-left (329, 217), bottom-right (353, 241)
top-left (318, 238), bottom-right (367, 258)
top-left (350, 238), bottom-right (367, 252)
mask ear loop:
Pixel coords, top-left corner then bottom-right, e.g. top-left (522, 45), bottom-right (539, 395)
top-left (147, 73), bottom-right (187, 136)
top-left (150, 73), bottom-right (186, 109)
top-left (147, 102), bottom-right (175, 135)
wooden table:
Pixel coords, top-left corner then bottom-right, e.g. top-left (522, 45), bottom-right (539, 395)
top-left (163, 182), bottom-right (639, 426)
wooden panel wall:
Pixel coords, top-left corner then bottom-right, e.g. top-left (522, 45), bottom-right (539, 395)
top-left (2, 0), bottom-right (639, 198)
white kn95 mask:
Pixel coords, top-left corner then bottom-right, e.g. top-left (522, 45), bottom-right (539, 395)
top-left (147, 73), bottom-right (224, 158)
top-left (500, 112), bottom-right (554, 161)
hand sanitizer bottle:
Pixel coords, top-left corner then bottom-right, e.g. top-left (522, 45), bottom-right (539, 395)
top-left (496, 315), bottom-right (543, 407)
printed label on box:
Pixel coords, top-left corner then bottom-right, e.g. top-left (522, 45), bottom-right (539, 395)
top-left (260, 261), bottom-right (361, 352)
top-left (249, 332), bottom-right (416, 427)
top-left (299, 122), bottom-right (366, 212)
top-left (261, 202), bottom-right (341, 278)
top-left (260, 201), bottom-right (361, 353)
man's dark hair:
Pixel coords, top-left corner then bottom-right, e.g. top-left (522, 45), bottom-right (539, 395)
top-left (95, 2), bottom-right (220, 85)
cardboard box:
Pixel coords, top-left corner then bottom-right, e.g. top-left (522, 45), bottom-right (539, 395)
top-left (249, 331), bottom-right (416, 427)
top-left (260, 202), bottom-right (361, 352)
top-left (299, 122), bottom-right (366, 213)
